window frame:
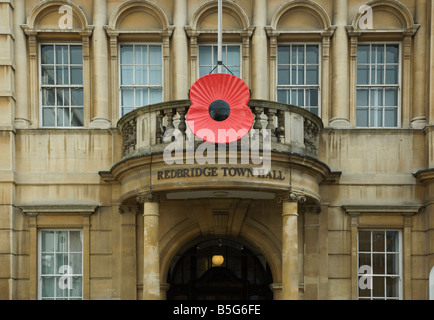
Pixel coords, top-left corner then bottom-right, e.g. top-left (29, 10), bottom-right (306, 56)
top-left (38, 229), bottom-right (84, 300)
top-left (355, 42), bottom-right (402, 128)
top-left (197, 43), bottom-right (243, 79)
top-left (118, 42), bottom-right (164, 117)
top-left (38, 42), bottom-right (85, 128)
top-left (276, 42), bottom-right (322, 117)
top-left (357, 229), bottom-right (403, 300)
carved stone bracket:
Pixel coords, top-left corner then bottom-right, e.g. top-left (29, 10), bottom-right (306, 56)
top-left (136, 192), bottom-right (167, 204)
top-left (119, 204), bottom-right (140, 215)
top-left (275, 191), bottom-right (307, 204)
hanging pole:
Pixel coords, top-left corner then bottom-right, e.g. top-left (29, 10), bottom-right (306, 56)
top-left (217, 0), bottom-right (223, 73)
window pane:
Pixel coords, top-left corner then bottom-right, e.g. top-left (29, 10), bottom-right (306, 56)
top-left (277, 65), bottom-right (290, 85)
top-left (122, 107), bottom-right (134, 116)
top-left (135, 88), bottom-right (148, 106)
top-left (70, 66), bottom-right (83, 85)
top-left (306, 65), bottom-right (318, 85)
top-left (71, 89), bottom-right (84, 106)
top-left (199, 46), bottom-right (212, 65)
top-left (149, 46), bottom-right (162, 64)
top-left (357, 65), bottom-right (370, 85)
top-left (41, 253), bottom-right (55, 274)
top-left (371, 65), bottom-right (384, 85)
top-left (121, 66), bottom-right (134, 85)
top-left (42, 231), bottom-right (55, 252)
top-left (359, 231), bottom-right (371, 252)
top-left (372, 45), bottom-right (384, 64)
top-left (71, 277), bottom-right (83, 298)
top-left (292, 66), bottom-right (304, 85)
top-left (150, 87), bottom-right (162, 104)
top-left (121, 88), bottom-right (134, 107)
top-left (370, 108), bottom-right (383, 127)
top-left (199, 66), bottom-right (212, 77)
top-left (70, 253), bottom-right (82, 274)
top-left (292, 46), bottom-right (304, 64)
top-left (149, 65), bottom-right (162, 85)
top-left (386, 231), bottom-right (399, 252)
top-left (385, 88), bottom-right (398, 106)
top-left (386, 254), bottom-right (399, 275)
top-left (56, 66), bottom-right (69, 85)
top-left (120, 45), bottom-right (133, 64)
top-left (57, 107), bottom-right (70, 127)
top-left (359, 253), bottom-right (371, 268)
top-left (306, 89), bottom-right (318, 107)
top-left (278, 46), bottom-right (290, 64)
top-left (385, 108), bottom-right (398, 127)
top-left (371, 89), bottom-right (384, 107)
top-left (386, 45), bottom-right (399, 63)
top-left (43, 108), bottom-right (56, 126)
top-left (41, 45), bottom-right (55, 64)
top-left (386, 65), bottom-right (398, 84)
top-left (71, 108), bottom-right (84, 127)
top-left (135, 45), bottom-right (147, 65)
top-left (291, 89), bottom-right (304, 107)
top-left (42, 88), bottom-right (55, 106)
top-left (277, 89), bottom-right (290, 104)
top-left (357, 88), bottom-right (369, 106)
top-left (386, 277), bottom-right (399, 298)
top-left (227, 46), bottom-right (240, 66)
top-left (373, 231), bottom-right (385, 252)
top-left (41, 66), bottom-right (55, 85)
top-left (135, 65), bottom-right (148, 85)
top-left (373, 277), bottom-right (385, 298)
top-left (229, 66), bottom-right (240, 77)
top-left (57, 88), bottom-right (69, 106)
top-left (56, 231), bottom-right (68, 252)
top-left (70, 46), bottom-right (82, 65)
top-left (357, 45), bottom-right (370, 64)
top-left (356, 108), bottom-right (369, 127)
top-left (56, 45), bottom-right (69, 65)
top-left (41, 277), bottom-right (55, 298)
top-left (306, 45), bottom-right (319, 64)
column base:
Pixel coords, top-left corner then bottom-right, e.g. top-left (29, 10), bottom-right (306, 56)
top-left (14, 118), bottom-right (31, 129)
top-left (329, 118), bottom-right (352, 129)
top-left (89, 118), bottom-right (111, 129)
top-left (410, 117), bottom-right (427, 129)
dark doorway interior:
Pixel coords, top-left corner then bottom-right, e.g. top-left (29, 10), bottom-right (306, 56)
top-left (167, 239), bottom-right (273, 300)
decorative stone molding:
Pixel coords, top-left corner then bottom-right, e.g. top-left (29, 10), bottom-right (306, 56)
top-left (119, 204), bottom-right (140, 215)
top-left (275, 191), bottom-right (307, 204)
top-left (20, 204), bottom-right (98, 216)
top-left (136, 192), bottom-right (167, 204)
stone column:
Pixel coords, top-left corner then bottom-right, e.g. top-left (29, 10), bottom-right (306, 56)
top-left (330, 0), bottom-right (351, 128)
top-left (172, 0), bottom-right (188, 100)
top-left (277, 192), bottom-right (306, 300)
top-left (90, 0), bottom-right (110, 128)
top-left (251, 0), bottom-right (267, 99)
top-left (411, 0), bottom-right (428, 129)
top-left (137, 193), bottom-right (165, 300)
top-left (14, 0), bottom-right (30, 128)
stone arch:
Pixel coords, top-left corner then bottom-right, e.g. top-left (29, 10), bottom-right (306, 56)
top-left (189, 0), bottom-right (250, 32)
top-left (270, 0), bottom-right (332, 32)
top-left (108, 0), bottom-right (171, 32)
top-left (351, 0), bottom-right (416, 32)
top-left (26, 0), bottom-right (90, 31)
top-left (159, 211), bottom-right (282, 292)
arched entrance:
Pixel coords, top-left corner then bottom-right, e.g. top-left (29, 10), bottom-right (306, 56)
top-left (167, 238), bottom-right (273, 300)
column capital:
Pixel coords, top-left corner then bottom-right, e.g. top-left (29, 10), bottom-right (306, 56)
top-left (275, 191), bottom-right (306, 204)
top-left (136, 192), bottom-right (167, 204)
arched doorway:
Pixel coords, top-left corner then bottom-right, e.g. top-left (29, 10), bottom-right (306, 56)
top-left (167, 238), bottom-right (273, 300)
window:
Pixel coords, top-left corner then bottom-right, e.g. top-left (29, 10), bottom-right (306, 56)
top-left (358, 230), bottom-right (402, 300)
top-left (119, 44), bottom-right (163, 116)
top-left (356, 44), bottom-right (400, 127)
top-left (199, 44), bottom-right (241, 78)
top-left (39, 230), bottom-right (83, 300)
top-left (277, 44), bottom-right (320, 116)
top-left (40, 44), bottom-right (84, 127)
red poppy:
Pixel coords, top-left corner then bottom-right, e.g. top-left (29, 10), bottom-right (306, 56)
top-left (187, 73), bottom-right (253, 144)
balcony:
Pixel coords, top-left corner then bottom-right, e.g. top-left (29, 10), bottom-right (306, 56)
top-left (117, 99), bottom-right (323, 160)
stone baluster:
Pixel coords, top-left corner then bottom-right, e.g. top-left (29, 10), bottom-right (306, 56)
top-left (277, 110), bottom-right (285, 143)
top-left (156, 111), bottom-right (164, 144)
top-left (265, 108), bottom-right (277, 142)
top-left (177, 107), bottom-right (187, 137)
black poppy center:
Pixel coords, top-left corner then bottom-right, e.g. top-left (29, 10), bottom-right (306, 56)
top-left (209, 100), bottom-right (230, 122)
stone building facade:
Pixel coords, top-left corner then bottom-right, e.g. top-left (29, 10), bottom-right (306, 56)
top-left (1, 0), bottom-right (434, 300)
